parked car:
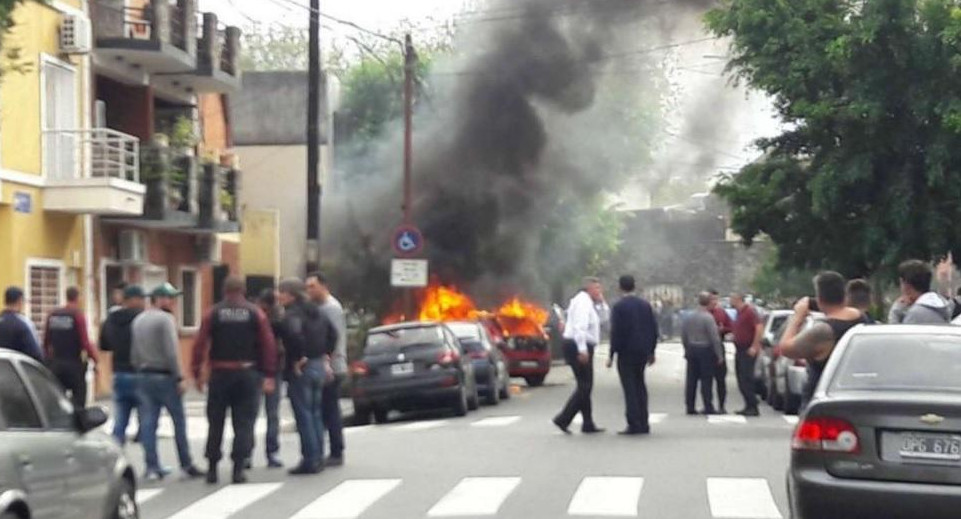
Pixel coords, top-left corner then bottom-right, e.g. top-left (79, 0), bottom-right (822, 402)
top-left (788, 325), bottom-right (961, 518)
top-left (480, 317), bottom-right (551, 387)
top-left (0, 350), bottom-right (138, 519)
top-left (755, 309), bottom-right (793, 399)
top-left (350, 322), bottom-right (479, 424)
top-left (445, 321), bottom-right (511, 406)
top-left (767, 313), bottom-right (824, 414)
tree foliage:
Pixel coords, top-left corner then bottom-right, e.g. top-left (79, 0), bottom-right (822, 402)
top-left (238, 23), bottom-right (310, 71)
top-left (706, 0), bottom-right (961, 278)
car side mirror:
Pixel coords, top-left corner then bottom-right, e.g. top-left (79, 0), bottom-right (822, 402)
top-left (76, 406), bottom-right (108, 434)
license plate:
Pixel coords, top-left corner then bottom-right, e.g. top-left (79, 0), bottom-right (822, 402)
top-left (390, 362), bottom-right (415, 376)
top-left (520, 361), bottom-right (539, 368)
top-left (899, 432), bottom-right (961, 461)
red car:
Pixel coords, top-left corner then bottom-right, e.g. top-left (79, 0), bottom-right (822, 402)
top-left (480, 316), bottom-right (551, 387)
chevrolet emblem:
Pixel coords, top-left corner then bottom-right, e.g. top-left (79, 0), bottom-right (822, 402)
top-left (920, 414), bottom-right (945, 425)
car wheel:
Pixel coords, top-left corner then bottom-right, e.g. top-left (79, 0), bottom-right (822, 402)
top-left (499, 376), bottom-right (511, 400)
top-left (452, 385), bottom-right (468, 417)
top-left (113, 478), bottom-right (138, 519)
top-left (1, 512), bottom-right (23, 519)
top-left (486, 382), bottom-right (500, 406)
top-left (525, 375), bottom-right (545, 387)
top-left (353, 402), bottom-right (372, 426)
top-left (373, 408), bottom-right (390, 424)
top-left (468, 382), bottom-right (480, 411)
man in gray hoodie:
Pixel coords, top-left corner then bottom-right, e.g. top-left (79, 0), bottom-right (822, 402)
top-left (682, 292), bottom-right (725, 415)
top-left (888, 260), bottom-right (953, 324)
top-left (132, 282), bottom-right (204, 481)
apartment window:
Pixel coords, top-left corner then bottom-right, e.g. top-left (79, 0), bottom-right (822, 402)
top-left (41, 57), bottom-right (78, 181)
top-left (180, 269), bottom-right (199, 329)
top-left (143, 267), bottom-right (168, 294)
top-left (27, 264), bottom-right (62, 333)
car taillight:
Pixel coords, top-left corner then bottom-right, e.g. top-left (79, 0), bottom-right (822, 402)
top-left (792, 416), bottom-right (860, 453)
top-left (350, 361), bottom-right (369, 377)
top-left (437, 350), bottom-right (459, 366)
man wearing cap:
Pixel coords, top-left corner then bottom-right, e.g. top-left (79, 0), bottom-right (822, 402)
top-left (100, 285), bottom-right (146, 444)
top-left (43, 287), bottom-right (99, 409)
top-left (191, 277), bottom-right (278, 485)
top-left (0, 286), bottom-right (43, 362)
top-left (132, 282), bottom-right (204, 481)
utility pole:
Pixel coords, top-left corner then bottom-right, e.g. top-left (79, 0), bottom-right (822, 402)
top-left (305, 0), bottom-right (322, 274)
top-left (402, 33), bottom-right (416, 224)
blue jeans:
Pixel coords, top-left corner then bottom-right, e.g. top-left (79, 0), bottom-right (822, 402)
top-left (321, 374), bottom-right (345, 458)
top-left (139, 374), bottom-right (194, 472)
top-left (111, 372), bottom-right (141, 445)
top-left (286, 359), bottom-right (325, 466)
top-left (264, 372), bottom-right (283, 457)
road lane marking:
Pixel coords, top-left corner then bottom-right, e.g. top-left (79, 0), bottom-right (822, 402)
top-left (166, 483), bottom-right (283, 519)
top-left (135, 489), bottom-right (163, 505)
top-left (783, 416), bottom-right (799, 425)
top-left (292, 479), bottom-right (402, 519)
top-left (472, 416), bottom-right (521, 427)
top-left (650, 413), bottom-right (667, 424)
top-left (708, 415), bottom-right (748, 425)
top-left (707, 478), bottom-right (782, 519)
top-left (394, 420), bottom-right (449, 431)
top-left (567, 476), bottom-right (644, 516)
top-left (345, 425), bottom-right (375, 435)
top-left (428, 477), bottom-right (521, 516)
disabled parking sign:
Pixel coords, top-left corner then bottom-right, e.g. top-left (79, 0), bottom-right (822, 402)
top-left (392, 225), bottom-right (424, 256)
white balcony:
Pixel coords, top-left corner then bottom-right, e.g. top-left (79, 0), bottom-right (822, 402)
top-left (42, 128), bottom-right (146, 215)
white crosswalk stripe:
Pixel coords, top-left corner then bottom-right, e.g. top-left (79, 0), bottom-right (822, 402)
top-left (708, 415), bottom-right (748, 425)
top-left (649, 413), bottom-right (667, 424)
top-left (567, 476), bottom-right (644, 516)
top-left (394, 419), bottom-right (450, 431)
top-left (165, 483), bottom-right (283, 519)
top-left (427, 477), bottom-right (521, 517)
top-left (105, 415), bottom-right (294, 441)
top-left (291, 479), bottom-right (402, 519)
top-left (707, 478), bottom-right (783, 519)
top-left (472, 416), bottom-right (521, 427)
top-left (783, 416), bottom-right (799, 425)
top-left (135, 489), bottom-right (163, 505)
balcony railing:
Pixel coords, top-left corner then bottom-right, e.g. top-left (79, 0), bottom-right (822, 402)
top-left (42, 129), bottom-right (140, 183)
top-left (219, 30), bottom-right (234, 75)
top-left (93, 0), bottom-right (195, 53)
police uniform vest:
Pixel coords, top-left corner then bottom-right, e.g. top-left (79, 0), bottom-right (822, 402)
top-left (47, 308), bottom-right (82, 362)
top-left (210, 301), bottom-right (261, 363)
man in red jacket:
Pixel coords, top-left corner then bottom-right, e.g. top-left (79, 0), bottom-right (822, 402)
top-left (730, 293), bottom-right (763, 417)
top-left (707, 290), bottom-right (732, 414)
top-left (44, 287), bottom-right (98, 409)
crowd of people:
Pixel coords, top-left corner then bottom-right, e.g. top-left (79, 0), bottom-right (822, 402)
top-left (550, 258), bottom-right (961, 436)
top-left (0, 271), bottom-right (347, 487)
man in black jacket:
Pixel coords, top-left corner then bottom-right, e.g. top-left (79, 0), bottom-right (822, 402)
top-left (99, 285), bottom-right (146, 444)
top-left (606, 275), bottom-right (659, 435)
top-left (277, 278), bottom-right (338, 475)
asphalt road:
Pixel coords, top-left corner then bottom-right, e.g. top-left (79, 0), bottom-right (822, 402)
top-left (131, 342), bottom-right (796, 519)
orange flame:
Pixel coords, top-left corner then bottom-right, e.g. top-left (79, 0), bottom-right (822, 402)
top-left (418, 284), bottom-right (480, 322)
top-left (495, 297), bottom-right (549, 337)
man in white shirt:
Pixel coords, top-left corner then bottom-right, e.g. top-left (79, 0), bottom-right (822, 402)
top-left (553, 277), bottom-right (610, 434)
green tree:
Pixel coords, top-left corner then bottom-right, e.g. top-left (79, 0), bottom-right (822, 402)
top-left (238, 23), bottom-right (309, 71)
top-left (706, 0), bottom-right (961, 279)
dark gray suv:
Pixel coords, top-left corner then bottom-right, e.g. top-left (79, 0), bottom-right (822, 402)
top-left (0, 350), bottom-right (138, 519)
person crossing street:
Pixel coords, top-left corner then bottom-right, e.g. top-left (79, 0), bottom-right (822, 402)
top-left (682, 293), bottom-right (724, 415)
top-left (43, 287), bottom-right (99, 409)
top-left (730, 293), bottom-right (762, 417)
top-left (132, 282), bottom-right (205, 482)
top-left (707, 290), bottom-right (732, 414)
top-left (606, 275), bottom-right (659, 435)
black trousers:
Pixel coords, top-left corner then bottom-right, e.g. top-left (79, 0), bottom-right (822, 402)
top-left (321, 374), bottom-right (345, 458)
top-left (685, 347), bottom-right (717, 413)
top-left (714, 357), bottom-right (728, 411)
top-left (556, 340), bottom-right (595, 429)
top-left (735, 349), bottom-right (759, 411)
top-left (50, 360), bottom-right (86, 410)
top-left (205, 369), bottom-right (262, 465)
top-left (617, 358), bottom-right (650, 432)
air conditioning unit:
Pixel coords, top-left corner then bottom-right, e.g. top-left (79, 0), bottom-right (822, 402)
top-left (60, 14), bottom-right (92, 54)
top-left (195, 235), bottom-right (221, 263)
top-left (118, 230), bottom-right (146, 263)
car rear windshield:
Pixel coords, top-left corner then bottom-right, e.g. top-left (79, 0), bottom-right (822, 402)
top-left (459, 339), bottom-right (486, 353)
top-left (446, 322), bottom-right (481, 341)
top-left (366, 326), bottom-right (444, 355)
top-left (830, 334), bottom-right (961, 394)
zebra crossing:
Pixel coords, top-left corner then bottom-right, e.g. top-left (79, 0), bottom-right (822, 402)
top-left (137, 476), bottom-right (785, 519)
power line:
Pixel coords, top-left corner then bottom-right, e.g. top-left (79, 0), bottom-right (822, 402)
top-left (267, 0), bottom-right (403, 45)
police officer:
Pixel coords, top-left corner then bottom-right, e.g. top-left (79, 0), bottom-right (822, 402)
top-left (44, 287), bottom-right (99, 409)
top-left (191, 277), bottom-right (278, 485)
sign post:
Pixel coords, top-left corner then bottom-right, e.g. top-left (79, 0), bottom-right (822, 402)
top-left (392, 225), bottom-right (426, 319)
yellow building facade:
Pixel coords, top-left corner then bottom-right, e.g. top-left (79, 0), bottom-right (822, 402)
top-left (0, 0), bottom-right (92, 332)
